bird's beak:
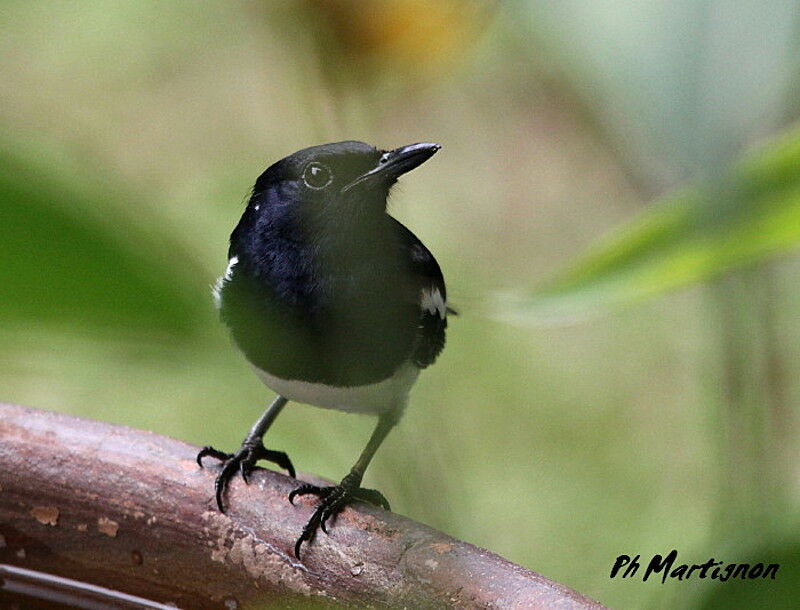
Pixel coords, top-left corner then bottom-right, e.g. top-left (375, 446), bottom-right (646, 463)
top-left (342, 142), bottom-right (441, 192)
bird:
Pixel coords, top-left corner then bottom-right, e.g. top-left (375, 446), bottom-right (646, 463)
top-left (197, 140), bottom-right (451, 557)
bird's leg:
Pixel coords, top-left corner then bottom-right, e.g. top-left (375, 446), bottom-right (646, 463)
top-left (289, 411), bottom-right (397, 558)
top-left (197, 395), bottom-right (294, 512)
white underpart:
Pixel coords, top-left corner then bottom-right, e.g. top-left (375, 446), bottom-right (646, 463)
top-left (254, 363), bottom-right (419, 415)
top-left (211, 255), bottom-right (239, 308)
top-left (420, 287), bottom-right (447, 319)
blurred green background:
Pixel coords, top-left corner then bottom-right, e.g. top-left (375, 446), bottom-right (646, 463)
top-left (2, 1), bottom-right (800, 608)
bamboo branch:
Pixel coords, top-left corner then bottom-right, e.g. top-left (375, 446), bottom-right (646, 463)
top-left (0, 403), bottom-right (604, 609)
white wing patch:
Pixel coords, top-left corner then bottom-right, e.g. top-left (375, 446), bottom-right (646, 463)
top-left (211, 255), bottom-right (239, 308)
top-left (420, 286), bottom-right (446, 320)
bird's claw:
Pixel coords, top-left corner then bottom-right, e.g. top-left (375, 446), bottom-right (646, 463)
top-left (197, 440), bottom-right (295, 512)
top-left (289, 476), bottom-right (390, 558)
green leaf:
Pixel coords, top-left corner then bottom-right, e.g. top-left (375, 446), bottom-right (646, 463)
top-left (0, 141), bottom-right (210, 339)
top-left (513, 125), bottom-right (800, 323)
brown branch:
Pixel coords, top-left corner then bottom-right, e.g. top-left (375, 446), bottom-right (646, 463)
top-left (0, 403), bottom-right (605, 609)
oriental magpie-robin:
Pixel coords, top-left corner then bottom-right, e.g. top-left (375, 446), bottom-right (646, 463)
top-left (197, 141), bottom-right (450, 557)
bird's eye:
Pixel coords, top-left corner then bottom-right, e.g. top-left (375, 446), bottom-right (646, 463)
top-left (302, 162), bottom-right (332, 189)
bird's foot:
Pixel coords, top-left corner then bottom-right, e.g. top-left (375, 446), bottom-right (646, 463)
top-left (288, 470), bottom-right (390, 558)
top-left (197, 439), bottom-right (295, 512)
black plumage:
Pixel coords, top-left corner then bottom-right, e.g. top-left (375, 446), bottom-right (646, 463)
top-left (198, 140), bottom-right (449, 557)
top-left (220, 210), bottom-right (447, 386)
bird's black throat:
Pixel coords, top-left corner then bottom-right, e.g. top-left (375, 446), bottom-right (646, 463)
top-left (223, 186), bottom-right (417, 387)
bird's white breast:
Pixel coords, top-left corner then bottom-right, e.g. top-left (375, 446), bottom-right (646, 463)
top-left (253, 363), bottom-right (419, 414)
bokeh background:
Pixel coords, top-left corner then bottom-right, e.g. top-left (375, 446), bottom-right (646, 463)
top-left (2, 1), bottom-right (800, 608)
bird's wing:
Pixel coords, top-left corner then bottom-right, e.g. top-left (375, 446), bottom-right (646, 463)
top-left (390, 218), bottom-right (449, 369)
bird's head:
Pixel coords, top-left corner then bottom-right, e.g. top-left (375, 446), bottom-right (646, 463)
top-left (245, 141), bottom-right (440, 236)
